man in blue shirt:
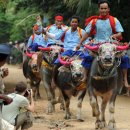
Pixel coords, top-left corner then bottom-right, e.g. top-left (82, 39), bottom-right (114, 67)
top-left (27, 24), bottom-right (47, 51)
top-left (51, 16), bottom-right (85, 88)
top-left (76, 0), bottom-right (130, 89)
top-left (44, 14), bottom-right (66, 46)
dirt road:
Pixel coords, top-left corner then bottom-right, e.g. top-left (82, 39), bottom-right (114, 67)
top-left (3, 64), bottom-right (130, 130)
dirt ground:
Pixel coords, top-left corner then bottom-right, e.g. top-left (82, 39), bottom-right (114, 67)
top-left (3, 64), bottom-right (130, 130)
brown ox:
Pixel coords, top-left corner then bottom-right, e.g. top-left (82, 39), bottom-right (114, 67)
top-left (85, 42), bottom-right (128, 130)
top-left (23, 51), bottom-right (42, 100)
top-left (56, 55), bottom-right (86, 121)
top-left (39, 45), bottom-right (64, 113)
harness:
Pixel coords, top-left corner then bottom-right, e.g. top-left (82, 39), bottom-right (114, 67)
top-left (41, 51), bottom-right (55, 70)
top-left (42, 60), bottom-right (52, 70)
top-left (93, 58), bottom-right (117, 80)
top-left (61, 27), bottom-right (83, 42)
top-left (31, 33), bottom-right (45, 42)
top-left (75, 82), bottom-right (86, 91)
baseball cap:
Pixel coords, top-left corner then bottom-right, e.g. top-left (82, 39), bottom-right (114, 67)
top-left (0, 43), bottom-right (11, 55)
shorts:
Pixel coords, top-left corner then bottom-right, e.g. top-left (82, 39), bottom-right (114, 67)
top-left (120, 55), bottom-right (130, 69)
top-left (15, 111), bottom-right (33, 130)
top-left (1, 118), bottom-right (14, 130)
top-left (81, 50), bottom-right (94, 69)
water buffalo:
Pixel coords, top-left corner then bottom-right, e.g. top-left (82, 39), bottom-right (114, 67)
top-left (85, 42), bottom-right (128, 130)
top-left (56, 56), bottom-right (87, 121)
top-left (23, 51), bottom-right (42, 100)
top-left (39, 44), bottom-right (64, 113)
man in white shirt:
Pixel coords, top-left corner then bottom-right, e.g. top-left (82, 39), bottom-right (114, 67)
top-left (2, 81), bottom-right (35, 130)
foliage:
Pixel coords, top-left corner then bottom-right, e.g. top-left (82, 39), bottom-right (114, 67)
top-left (0, 8), bottom-right (10, 42)
top-left (0, 0), bottom-right (130, 42)
top-left (9, 8), bottom-right (39, 41)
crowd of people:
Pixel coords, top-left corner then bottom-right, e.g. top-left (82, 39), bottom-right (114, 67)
top-left (0, 0), bottom-right (130, 129)
top-left (27, 0), bottom-right (130, 89)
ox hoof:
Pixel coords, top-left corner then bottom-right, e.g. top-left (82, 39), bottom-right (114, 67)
top-left (47, 105), bottom-right (55, 113)
top-left (60, 104), bottom-right (65, 111)
top-left (77, 119), bottom-right (84, 122)
top-left (95, 120), bottom-right (106, 129)
top-left (34, 97), bottom-right (37, 101)
top-left (47, 108), bottom-right (55, 114)
top-left (93, 111), bottom-right (100, 117)
top-left (37, 95), bottom-right (41, 99)
top-left (108, 121), bottom-right (116, 130)
top-left (64, 114), bottom-right (71, 120)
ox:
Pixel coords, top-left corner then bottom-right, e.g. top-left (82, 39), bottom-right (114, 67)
top-left (85, 42), bottom-right (128, 130)
top-left (56, 56), bottom-right (87, 121)
top-left (38, 45), bottom-right (64, 113)
top-left (23, 51), bottom-right (42, 100)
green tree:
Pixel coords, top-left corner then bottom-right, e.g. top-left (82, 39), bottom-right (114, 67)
top-left (0, 8), bottom-right (10, 42)
top-left (0, 0), bottom-right (130, 42)
top-left (63, 0), bottom-right (98, 27)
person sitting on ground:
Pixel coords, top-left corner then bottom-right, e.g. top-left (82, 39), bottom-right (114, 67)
top-left (2, 81), bottom-right (34, 130)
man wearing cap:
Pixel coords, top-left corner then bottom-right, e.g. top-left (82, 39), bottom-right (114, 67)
top-left (0, 43), bottom-right (14, 130)
top-left (43, 14), bottom-right (67, 46)
top-left (2, 81), bottom-right (34, 130)
top-left (27, 24), bottom-right (47, 52)
top-left (0, 43), bottom-right (11, 94)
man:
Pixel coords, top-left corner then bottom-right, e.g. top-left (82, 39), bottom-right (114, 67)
top-left (0, 44), bottom-right (11, 94)
top-left (0, 43), bottom-right (14, 129)
top-left (76, 0), bottom-right (130, 89)
top-left (2, 81), bottom-right (34, 130)
top-left (51, 16), bottom-right (85, 88)
top-left (43, 13), bottom-right (67, 46)
top-left (27, 24), bottom-right (47, 51)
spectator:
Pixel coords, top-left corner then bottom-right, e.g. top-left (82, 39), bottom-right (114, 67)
top-left (2, 81), bottom-right (34, 130)
top-left (0, 43), bottom-right (14, 129)
top-left (0, 43), bottom-right (11, 94)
